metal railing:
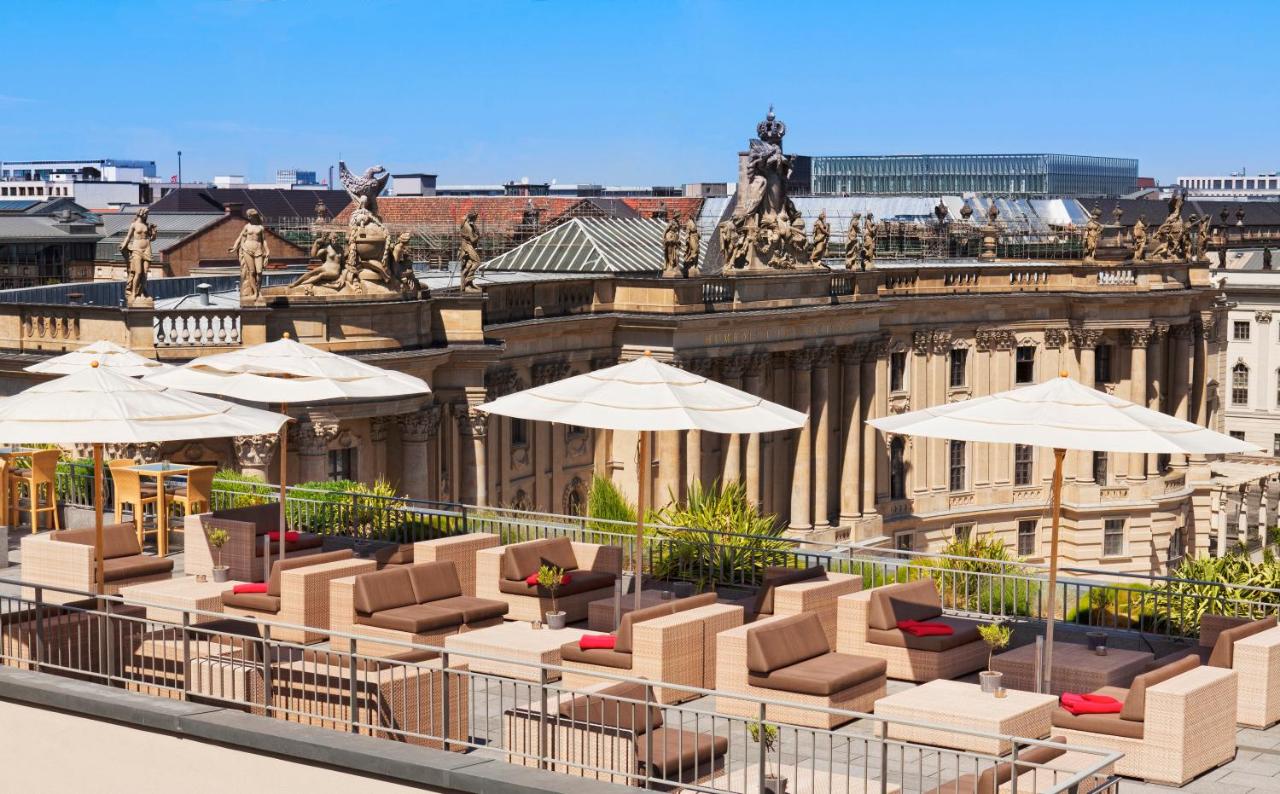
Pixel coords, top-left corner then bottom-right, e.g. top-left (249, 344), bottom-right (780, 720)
top-left (0, 578), bottom-right (1121, 794)
top-left (52, 462), bottom-right (1280, 640)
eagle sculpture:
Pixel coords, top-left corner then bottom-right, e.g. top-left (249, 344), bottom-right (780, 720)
top-left (338, 161), bottom-right (390, 215)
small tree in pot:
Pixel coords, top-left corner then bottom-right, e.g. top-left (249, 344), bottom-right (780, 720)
top-left (748, 721), bottom-right (785, 794)
top-left (207, 529), bottom-right (231, 582)
top-left (978, 622), bottom-right (1013, 694)
top-left (537, 563), bottom-right (571, 629)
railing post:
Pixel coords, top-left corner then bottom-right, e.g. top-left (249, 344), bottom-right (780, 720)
top-left (32, 586), bottom-right (44, 672)
top-left (645, 684), bottom-right (656, 790)
top-left (103, 598), bottom-right (116, 685)
top-left (348, 638), bottom-right (358, 734)
top-left (442, 650), bottom-right (452, 750)
top-left (537, 665), bottom-right (548, 770)
top-left (181, 611), bottom-right (191, 700)
top-left (261, 624), bottom-right (272, 718)
top-left (880, 729), bottom-right (889, 794)
top-left (757, 702), bottom-right (768, 794)
top-left (1010, 742), bottom-right (1020, 794)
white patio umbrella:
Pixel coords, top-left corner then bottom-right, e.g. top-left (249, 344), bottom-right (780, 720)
top-left (144, 334), bottom-right (431, 544)
top-left (870, 372), bottom-right (1257, 693)
top-left (476, 352), bottom-right (807, 607)
top-left (25, 340), bottom-right (174, 377)
top-left (0, 363), bottom-right (288, 592)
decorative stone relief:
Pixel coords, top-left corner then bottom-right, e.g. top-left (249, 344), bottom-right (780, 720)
top-left (1043, 328), bottom-right (1067, 349)
top-left (399, 405), bottom-right (440, 443)
top-left (234, 434), bottom-right (278, 469)
top-left (975, 328), bottom-right (1015, 352)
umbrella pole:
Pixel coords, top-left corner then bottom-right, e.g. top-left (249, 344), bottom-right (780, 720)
top-left (635, 430), bottom-right (650, 610)
top-left (93, 443), bottom-right (104, 596)
top-left (277, 402), bottom-right (289, 574)
top-left (1042, 447), bottom-right (1066, 694)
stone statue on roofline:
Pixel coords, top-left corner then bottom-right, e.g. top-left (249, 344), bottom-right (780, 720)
top-left (861, 213), bottom-right (878, 270)
top-left (290, 233), bottom-right (347, 293)
top-left (1195, 214), bottom-right (1212, 262)
top-left (1130, 216), bottom-right (1147, 262)
top-left (458, 211), bottom-right (482, 292)
top-left (338, 161), bottom-right (389, 216)
top-left (662, 214), bottom-right (682, 276)
top-left (120, 207), bottom-right (157, 307)
top-left (231, 207), bottom-right (269, 302)
top-left (681, 214), bottom-right (700, 278)
top-left (810, 210), bottom-right (830, 266)
top-left (1082, 208), bottom-right (1102, 265)
top-left (716, 218), bottom-right (735, 268)
top-left (844, 214), bottom-right (862, 270)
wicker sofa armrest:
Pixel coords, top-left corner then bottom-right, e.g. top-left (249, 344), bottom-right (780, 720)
top-left (573, 542), bottom-right (623, 575)
top-left (1145, 666), bottom-right (1237, 752)
top-left (19, 534), bottom-right (94, 594)
top-left (474, 545), bottom-right (507, 603)
top-left (278, 558), bottom-right (377, 632)
top-left (327, 575), bottom-right (360, 640)
top-left (1234, 626), bottom-right (1280, 728)
top-left (414, 532), bottom-right (500, 596)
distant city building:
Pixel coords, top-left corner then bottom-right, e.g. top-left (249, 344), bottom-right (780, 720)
top-left (433, 181), bottom-right (683, 198)
top-left (683, 182), bottom-right (730, 198)
top-left (0, 158), bottom-right (156, 182)
top-left (276, 168), bottom-right (319, 186)
top-left (391, 173), bottom-right (438, 197)
top-left (809, 154), bottom-right (1138, 197)
top-left (1177, 172), bottom-right (1280, 199)
top-left (0, 158), bottom-right (155, 209)
top-left (0, 200), bottom-right (101, 286)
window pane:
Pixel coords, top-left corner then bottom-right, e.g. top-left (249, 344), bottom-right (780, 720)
top-left (949, 440), bottom-right (966, 491)
top-left (1233, 363), bottom-right (1249, 405)
top-left (1104, 518), bottom-right (1125, 557)
top-left (890, 351), bottom-right (906, 392)
top-left (1234, 321), bottom-right (1250, 340)
top-left (949, 349), bottom-right (967, 388)
top-left (1014, 444), bottom-right (1033, 486)
top-left (1017, 519), bottom-right (1037, 556)
top-left (1015, 346), bottom-right (1035, 384)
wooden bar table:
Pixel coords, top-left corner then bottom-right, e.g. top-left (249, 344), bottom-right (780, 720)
top-left (124, 462), bottom-right (194, 556)
top-left (0, 447), bottom-right (38, 528)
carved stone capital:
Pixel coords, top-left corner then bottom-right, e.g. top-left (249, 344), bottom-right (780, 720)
top-left (870, 335), bottom-right (894, 359)
top-left (399, 405), bottom-right (441, 443)
top-left (975, 327), bottom-right (1015, 352)
top-left (484, 366), bottom-right (522, 399)
top-left (293, 419), bottom-right (339, 455)
top-left (812, 344), bottom-right (835, 368)
top-left (719, 354), bottom-right (748, 380)
top-left (1151, 321), bottom-right (1170, 340)
top-left (1257, 311), bottom-right (1273, 324)
top-left (1126, 327), bottom-right (1155, 348)
top-left (1068, 326), bottom-right (1103, 349)
top-left (531, 360), bottom-right (570, 386)
top-left (234, 434), bottom-right (278, 469)
top-left (839, 341), bottom-right (869, 364)
top-left (1043, 328), bottom-right (1067, 349)
top-left (1171, 322), bottom-right (1194, 340)
top-left (590, 355), bottom-right (619, 371)
top-left (744, 351), bottom-right (772, 378)
top-left (459, 407), bottom-right (488, 439)
top-left (103, 442), bottom-right (162, 464)
top-left (789, 348), bottom-right (816, 371)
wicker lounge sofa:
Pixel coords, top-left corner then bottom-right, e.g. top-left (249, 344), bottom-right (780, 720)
top-left (717, 611), bottom-right (886, 729)
top-left (331, 561), bottom-right (509, 658)
top-left (504, 680), bottom-right (728, 787)
top-left (412, 532), bottom-right (501, 595)
top-left (559, 593), bottom-right (742, 703)
top-left (20, 524), bottom-right (174, 604)
top-left (476, 536), bottom-right (623, 622)
top-left (922, 736), bottom-right (1114, 794)
top-left (184, 504), bottom-right (325, 582)
top-left (1050, 655), bottom-right (1237, 786)
top-left (723, 565), bottom-right (862, 646)
top-left (1160, 613), bottom-right (1280, 728)
top-left (836, 579), bottom-right (987, 682)
top-left (218, 549), bottom-right (376, 644)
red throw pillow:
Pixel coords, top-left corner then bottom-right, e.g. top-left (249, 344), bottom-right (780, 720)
top-left (1060, 693), bottom-right (1123, 715)
top-left (525, 572), bottom-right (540, 586)
top-left (267, 530), bottom-right (302, 543)
top-left (897, 619), bottom-right (954, 637)
top-left (232, 582), bottom-right (268, 595)
top-left (579, 635), bottom-right (616, 650)
top-left (560, 574), bottom-right (571, 586)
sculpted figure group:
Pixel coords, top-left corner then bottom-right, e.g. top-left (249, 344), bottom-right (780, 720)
top-left (1133, 193), bottom-right (1211, 263)
top-left (662, 214), bottom-right (701, 278)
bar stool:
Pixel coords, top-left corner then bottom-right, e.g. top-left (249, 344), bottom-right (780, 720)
top-left (108, 459), bottom-right (159, 544)
top-left (9, 449), bottom-right (61, 532)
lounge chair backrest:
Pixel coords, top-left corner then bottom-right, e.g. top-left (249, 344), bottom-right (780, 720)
top-left (1208, 616), bottom-right (1278, 668)
top-left (266, 549), bottom-right (353, 597)
top-left (752, 565), bottom-right (827, 617)
top-left (745, 612), bottom-right (830, 675)
top-left (867, 579), bottom-right (943, 631)
top-left (501, 537), bottom-right (579, 581)
top-left (406, 560), bottom-right (464, 603)
top-left (353, 567), bottom-right (417, 616)
top-left (1120, 654), bottom-right (1199, 721)
top-left (28, 449), bottom-right (59, 481)
top-left (974, 737), bottom-right (1067, 791)
top-left (557, 681), bottom-right (663, 734)
top-left (671, 592), bottom-right (718, 613)
top-left (616, 602), bottom-right (677, 653)
top-left (182, 465), bottom-right (216, 506)
top-left (53, 523), bottom-right (141, 559)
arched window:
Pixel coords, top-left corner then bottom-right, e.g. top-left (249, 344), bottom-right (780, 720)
top-left (1232, 362), bottom-right (1249, 406)
top-left (563, 477), bottom-right (585, 517)
top-left (889, 437), bottom-right (906, 500)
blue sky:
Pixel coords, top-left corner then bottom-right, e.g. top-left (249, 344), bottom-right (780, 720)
top-left (3, 0), bottom-right (1276, 186)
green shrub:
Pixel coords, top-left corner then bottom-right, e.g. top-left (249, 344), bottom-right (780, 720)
top-left (211, 468), bottom-right (271, 509)
top-left (921, 534), bottom-right (1040, 618)
top-left (586, 475), bottom-right (636, 544)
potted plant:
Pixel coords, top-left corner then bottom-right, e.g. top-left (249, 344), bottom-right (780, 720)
top-left (537, 563), bottom-right (570, 629)
top-left (207, 528), bottom-right (231, 582)
top-left (977, 622), bottom-right (1013, 694)
top-left (748, 721), bottom-right (785, 794)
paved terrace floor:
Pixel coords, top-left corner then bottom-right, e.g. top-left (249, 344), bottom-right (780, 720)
top-left (3, 536), bottom-right (1279, 794)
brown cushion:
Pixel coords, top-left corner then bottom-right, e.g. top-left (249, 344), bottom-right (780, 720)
top-left (559, 642), bottom-right (635, 670)
top-left (866, 616), bottom-right (983, 652)
top-left (636, 728), bottom-right (728, 778)
top-left (671, 592), bottom-right (718, 613)
top-left (1208, 617), bottom-right (1278, 668)
top-left (748, 651), bottom-right (885, 696)
top-left (427, 596), bottom-right (507, 623)
top-left (501, 538), bottom-right (576, 581)
top-left (266, 549), bottom-right (353, 597)
top-left (406, 561), bottom-right (463, 603)
top-left (101, 554), bottom-right (174, 582)
top-left (52, 524), bottom-right (141, 559)
top-left (384, 544), bottom-right (415, 565)
top-left (220, 591), bottom-right (283, 613)
top-left (1053, 707), bottom-right (1145, 739)
top-left (352, 568), bottom-right (417, 616)
top-left (867, 579), bottom-right (943, 631)
top-left (752, 565), bottom-right (827, 617)
top-left (538, 536), bottom-right (579, 572)
top-left (616, 603), bottom-right (677, 654)
top-left (497, 569), bottom-right (616, 599)
top-left (971, 738), bottom-right (1068, 793)
top-left (557, 681), bottom-right (659, 731)
top-left (354, 603), bottom-right (463, 633)
top-left (1120, 654), bottom-right (1198, 721)
top-left (253, 533), bottom-right (324, 555)
top-left (745, 612), bottom-right (830, 675)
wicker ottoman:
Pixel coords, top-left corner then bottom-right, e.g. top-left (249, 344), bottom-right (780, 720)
top-left (873, 680), bottom-right (1056, 756)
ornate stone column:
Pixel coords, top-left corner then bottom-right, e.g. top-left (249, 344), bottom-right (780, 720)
top-left (789, 348), bottom-right (816, 532)
top-left (811, 345), bottom-right (834, 529)
top-left (233, 434), bottom-right (277, 481)
top-left (1171, 325), bottom-right (1192, 468)
top-left (678, 357), bottom-right (711, 496)
top-left (1071, 327), bottom-right (1102, 481)
top-left (743, 353), bottom-right (769, 507)
top-left (398, 406), bottom-right (440, 500)
top-left (1126, 327), bottom-right (1153, 482)
top-left (294, 419), bottom-right (337, 483)
top-left (865, 338), bottom-right (889, 508)
top-left (657, 425), bottom-right (682, 508)
top-left (458, 407), bottom-right (488, 506)
top-left (838, 344), bottom-right (864, 524)
top-left (590, 356), bottom-right (616, 481)
top-left (1147, 323), bottom-right (1169, 476)
top-left (368, 417), bottom-right (390, 481)
top-left (531, 361), bottom-right (568, 510)
top-left (720, 355), bottom-right (747, 485)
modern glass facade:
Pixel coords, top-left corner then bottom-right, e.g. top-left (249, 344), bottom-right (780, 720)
top-left (810, 154), bottom-right (1137, 198)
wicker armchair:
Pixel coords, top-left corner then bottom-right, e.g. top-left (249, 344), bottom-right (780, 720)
top-left (736, 566), bottom-right (862, 646)
top-left (20, 524), bottom-right (173, 605)
top-left (476, 537), bottom-right (623, 622)
top-left (1161, 614), bottom-right (1280, 728)
top-left (184, 504), bottom-right (324, 582)
top-left (413, 532), bottom-right (500, 596)
top-left (218, 550), bottom-right (376, 644)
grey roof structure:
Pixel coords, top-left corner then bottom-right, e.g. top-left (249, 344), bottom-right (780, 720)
top-left (95, 212), bottom-right (225, 261)
top-left (0, 216), bottom-right (102, 241)
top-left (481, 217), bottom-right (685, 274)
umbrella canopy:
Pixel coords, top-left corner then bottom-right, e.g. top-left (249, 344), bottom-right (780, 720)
top-left (476, 354), bottom-right (806, 433)
top-left (869, 374), bottom-right (1257, 455)
top-left (25, 340), bottom-right (174, 378)
top-left (143, 337), bottom-right (429, 402)
top-left (0, 365), bottom-right (289, 443)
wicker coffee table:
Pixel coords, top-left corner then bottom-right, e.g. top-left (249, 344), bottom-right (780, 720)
top-left (693, 764), bottom-right (900, 794)
top-left (991, 642), bottom-right (1153, 696)
top-left (874, 680), bottom-right (1056, 756)
top-left (443, 621), bottom-right (599, 682)
top-left (120, 576), bottom-right (244, 624)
